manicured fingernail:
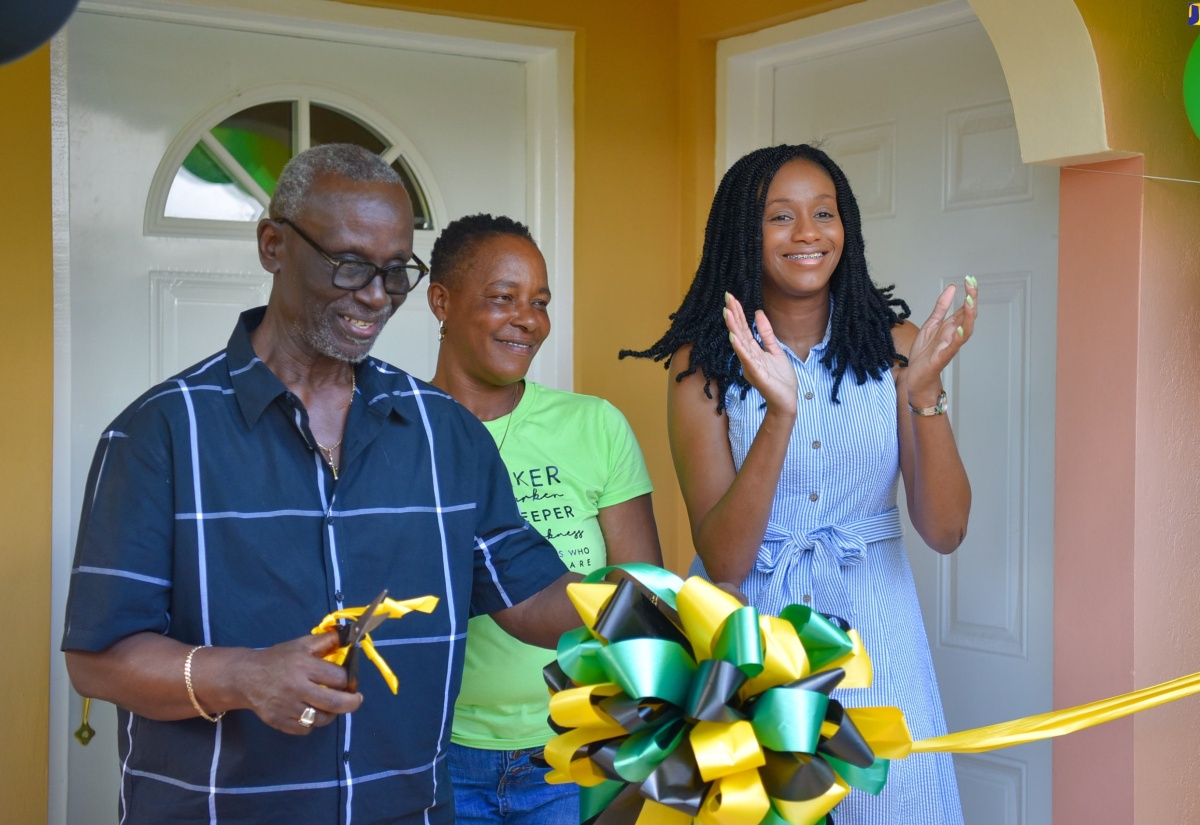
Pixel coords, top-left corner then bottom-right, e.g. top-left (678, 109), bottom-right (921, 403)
top-left (725, 291), bottom-right (733, 302)
top-left (957, 326), bottom-right (964, 338)
top-left (723, 307), bottom-right (730, 320)
top-left (965, 275), bottom-right (978, 288)
top-left (965, 295), bottom-right (974, 308)
top-left (729, 332), bottom-right (736, 344)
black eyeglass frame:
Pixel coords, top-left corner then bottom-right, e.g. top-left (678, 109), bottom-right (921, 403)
top-left (277, 217), bottom-right (429, 296)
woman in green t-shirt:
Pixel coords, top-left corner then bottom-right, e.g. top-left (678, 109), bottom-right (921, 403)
top-left (427, 213), bottom-right (663, 825)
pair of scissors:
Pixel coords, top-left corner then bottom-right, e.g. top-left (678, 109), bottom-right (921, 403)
top-left (335, 589), bottom-right (389, 692)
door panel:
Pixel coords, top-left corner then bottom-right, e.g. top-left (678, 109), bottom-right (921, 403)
top-left (63, 9), bottom-right (536, 822)
top-left (770, 17), bottom-right (1056, 825)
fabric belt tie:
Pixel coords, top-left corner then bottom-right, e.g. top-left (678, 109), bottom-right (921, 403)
top-left (755, 507), bottom-right (903, 623)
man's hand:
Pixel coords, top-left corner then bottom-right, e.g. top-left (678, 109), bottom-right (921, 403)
top-left (66, 630), bottom-right (365, 734)
top-left (227, 632), bottom-right (363, 734)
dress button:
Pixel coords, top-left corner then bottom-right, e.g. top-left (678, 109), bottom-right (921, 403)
top-left (811, 440), bottom-right (821, 450)
top-left (809, 492), bottom-right (819, 502)
top-left (802, 595), bottom-right (812, 604)
top-left (804, 391), bottom-right (814, 400)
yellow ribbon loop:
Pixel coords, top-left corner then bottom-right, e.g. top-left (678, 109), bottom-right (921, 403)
top-left (544, 726), bottom-right (624, 787)
top-left (823, 629), bottom-right (871, 688)
top-left (635, 800), bottom-right (693, 825)
top-left (740, 615), bottom-right (811, 698)
top-left (690, 720), bottom-right (766, 782)
top-left (549, 683), bottom-right (626, 730)
top-left (676, 577), bottom-right (745, 662)
top-left (566, 582), bottom-right (619, 633)
top-left (311, 594), bottom-right (439, 694)
top-left (845, 706), bottom-right (915, 760)
top-left (698, 768), bottom-right (772, 825)
top-left (771, 776), bottom-right (850, 824)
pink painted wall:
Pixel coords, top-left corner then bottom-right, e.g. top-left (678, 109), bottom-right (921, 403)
top-left (1131, 136), bottom-right (1200, 825)
top-left (1068, 2), bottom-right (1200, 820)
top-left (1054, 157), bottom-right (1142, 825)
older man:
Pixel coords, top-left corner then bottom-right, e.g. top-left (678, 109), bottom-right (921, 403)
top-left (62, 143), bottom-right (577, 824)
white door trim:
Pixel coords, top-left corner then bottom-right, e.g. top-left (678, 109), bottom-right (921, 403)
top-left (48, 5), bottom-right (573, 823)
top-left (716, 0), bottom-right (973, 175)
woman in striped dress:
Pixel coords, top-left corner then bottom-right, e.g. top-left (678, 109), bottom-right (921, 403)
top-left (622, 144), bottom-right (976, 823)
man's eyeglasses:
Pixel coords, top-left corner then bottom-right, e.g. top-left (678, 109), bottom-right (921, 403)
top-left (278, 218), bottom-right (429, 296)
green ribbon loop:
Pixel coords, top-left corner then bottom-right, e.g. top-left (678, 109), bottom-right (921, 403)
top-left (557, 625), bottom-right (609, 685)
top-left (750, 686), bottom-right (830, 753)
top-left (822, 754), bottom-right (890, 795)
top-left (579, 779), bottom-right (627, 824)
top-left (613, 717), bottom-right (691, 782)
top-left (583, 563), bottom-right (685, 611)
top-left (598, 638), bottom-right (697, 706)
top-left (759, 806), bottom-right (829, 825)
top-left (713, 604), bottom-right (764, 677)
top-left (779, 604), bottom-right (854, 671)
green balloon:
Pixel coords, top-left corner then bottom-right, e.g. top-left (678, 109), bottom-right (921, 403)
top-left (1185, 35), bottom-right (1200, 140)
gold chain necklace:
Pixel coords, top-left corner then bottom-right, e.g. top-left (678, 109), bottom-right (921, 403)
top-left (316, 370), bottom-right (356, 479)
top-left (496, 381), bottom-right (523, 453)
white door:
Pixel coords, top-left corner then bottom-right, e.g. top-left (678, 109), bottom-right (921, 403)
top-left (724, 6), bottom-right (1057, 824)
top-left (52, 4), bottom-right (571, 823)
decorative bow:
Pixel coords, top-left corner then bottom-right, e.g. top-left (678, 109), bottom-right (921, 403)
top-left (543, 563), bottom-right (1200, 825)
top-left (543, 564), bottom-right (890, 824)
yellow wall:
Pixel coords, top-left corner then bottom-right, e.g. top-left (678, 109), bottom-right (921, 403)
top-left (348, 0), bottom-right (694, 569)
top-left (1073, 1), bottom-right (1200, 820)
top-left (9, 0), bottom-right (1198, 819)
top-left (0, 45), bottom-right (54, 824)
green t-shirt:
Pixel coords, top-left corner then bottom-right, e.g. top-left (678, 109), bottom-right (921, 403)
top-left (451, 381), bottom-right (654, 749)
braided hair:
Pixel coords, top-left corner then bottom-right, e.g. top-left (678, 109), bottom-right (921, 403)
top-left (430, 213), bottom-right (536, 285)
top-left (620, 144), bottom-right (909, 410)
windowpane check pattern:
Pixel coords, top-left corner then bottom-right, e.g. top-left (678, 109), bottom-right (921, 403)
top-left (62, 308), bottom-right (563, 824)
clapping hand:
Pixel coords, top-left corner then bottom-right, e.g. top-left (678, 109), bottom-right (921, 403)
top-left (905, 277), bottom-right (978, 406)
top-left (723, 292), bottom-right (798, 416)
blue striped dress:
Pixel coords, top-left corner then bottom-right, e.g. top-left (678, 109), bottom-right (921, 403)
top-left (689, 321), bottom-right (964, 824)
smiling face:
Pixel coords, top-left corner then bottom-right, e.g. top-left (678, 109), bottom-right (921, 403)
top-left (259, 173), bottom-right (415, 364)
top-left (432, 233), bottom-right (551, 388)
top-left (759, 158), bottom-right (844, 304)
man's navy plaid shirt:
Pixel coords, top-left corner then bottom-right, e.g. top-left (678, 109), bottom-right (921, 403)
top-left (63, 307), bottom-right (566, 824)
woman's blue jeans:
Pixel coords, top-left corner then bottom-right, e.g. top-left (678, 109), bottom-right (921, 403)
top-left (448, 742), bottom-right (579, 825)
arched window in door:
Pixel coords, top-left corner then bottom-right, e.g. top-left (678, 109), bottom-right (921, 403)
top-left (146, 90), bottom-right (439, 238)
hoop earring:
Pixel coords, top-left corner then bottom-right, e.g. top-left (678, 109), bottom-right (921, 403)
top-left (438, 319), bottom-right (445, 343)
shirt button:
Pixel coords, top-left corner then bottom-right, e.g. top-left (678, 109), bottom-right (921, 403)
top-left (804, 391), bottom-right (814, 400)
top-left (334, 590), bottom-right (344, 602)
top-left (344, 750), bottom-right (351, 763)
top-left (811, 440), bottom-right (821, 450)
top-left (802, 595), bottom-right (812, 604)
top-left (810, 492), bottom-right (819, 502)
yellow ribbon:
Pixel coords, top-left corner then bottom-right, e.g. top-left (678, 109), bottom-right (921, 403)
top-left (698, 768), bottom-right (771, 825)
top-left (311, 594), bottom-right (439, 694)
top-left (911, 669), bottom-right (1200, 755)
